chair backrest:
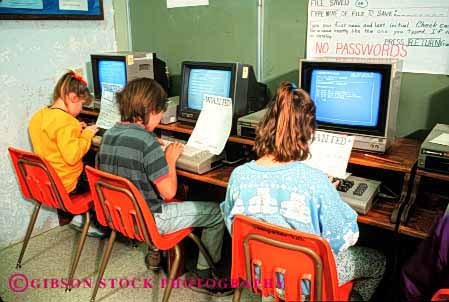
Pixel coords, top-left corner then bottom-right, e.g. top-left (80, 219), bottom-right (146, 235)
top-left (432, 289), bottom-right (449, 301)
top-left (231, 215), bottom-right (341, 302)
top-left (85, 165), bottom-right (161, 246)
top-left (8, 147), bottom-right (70, 211)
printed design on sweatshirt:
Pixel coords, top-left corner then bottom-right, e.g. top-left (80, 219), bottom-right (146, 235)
top-left (248, 188), bottom-right (278, 215)
top-left (280, 192), bottom-right (311, 224)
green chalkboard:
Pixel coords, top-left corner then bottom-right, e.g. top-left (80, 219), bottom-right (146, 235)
top-left (130, 0), bottom-right (449, 137)
top-left (263, 0), bottom-right (308, 91)
top-left (130, 0), bottom-right (257, 96)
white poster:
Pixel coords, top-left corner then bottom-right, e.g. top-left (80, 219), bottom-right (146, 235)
top-left (167, 0), bottom-right (208, 9)
top-left (59, 0), bottom-right (88, 11)
top-left (303, 131), bottom-right (354, 178)
top-left (307, 0), bottom-right (449, 74)
top-left (187, 95), bottom-right (232, 155)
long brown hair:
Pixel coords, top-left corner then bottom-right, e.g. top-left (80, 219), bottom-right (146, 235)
top-left (116, 78), bottom-right (167, 124)
top-left (254, 81), bottom-right (316, 162)
top-left (52, 70), bottom-right (92, 105)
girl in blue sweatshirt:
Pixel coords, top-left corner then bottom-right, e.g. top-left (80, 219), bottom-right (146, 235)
top-left (221, 82), bottom-right (385, 301)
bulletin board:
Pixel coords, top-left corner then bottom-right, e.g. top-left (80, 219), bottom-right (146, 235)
top-left (0, 0), bottom-right (103, 20)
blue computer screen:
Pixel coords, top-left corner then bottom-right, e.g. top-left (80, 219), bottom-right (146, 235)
top-left (310, 69), bottom-right (382, 127)
top-left (187, 68), bottom-right (232, 110)
top-left (98, 60), bottom-right (127, 91)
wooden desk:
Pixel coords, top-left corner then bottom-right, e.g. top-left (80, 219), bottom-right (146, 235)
top-left (399, 168), bottom-right (449, 239)
top-left (157, 122), bottom-right (421, 233)
top-left (82, 109), bottom-right (421, 234)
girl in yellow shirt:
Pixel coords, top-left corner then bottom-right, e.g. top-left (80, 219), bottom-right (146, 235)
top-left (29, 71), bottom-right (99, 227)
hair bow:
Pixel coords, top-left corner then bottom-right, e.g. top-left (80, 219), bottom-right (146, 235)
top-left (70, 70), bottom-right (88, 86)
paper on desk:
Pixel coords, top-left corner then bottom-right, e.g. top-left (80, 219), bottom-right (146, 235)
top-left (186, 95), bottom-right (232, 155)
top-left (303, 131), bottom-right (354, 179)
top-left (430, 133), bottom-right (449, 147)
top-left (96, 83), bottom-right (123, 130)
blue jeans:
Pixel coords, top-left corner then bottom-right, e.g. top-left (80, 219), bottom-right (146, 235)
top-left (153, 201), bottom-right (225, 270)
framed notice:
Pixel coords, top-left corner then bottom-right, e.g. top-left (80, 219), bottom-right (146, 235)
top-left (0, 0), bottom-right (103, 20)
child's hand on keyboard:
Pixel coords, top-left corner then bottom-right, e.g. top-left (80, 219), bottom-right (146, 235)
top-left (85, 124), bottom-right (99, 134)
top-left (328, 175), bottom-right (340, 188)
top-left (165, 141), bottom-right (184, 166)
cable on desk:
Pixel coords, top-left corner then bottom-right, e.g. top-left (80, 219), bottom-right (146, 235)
top-left (378, 183), bottom-right (399, 200)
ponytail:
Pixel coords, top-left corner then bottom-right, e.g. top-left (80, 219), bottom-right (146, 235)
top-left (255, 81), bottom-right (316, 162)
top-left (52, 70), bottom-right (92, 105)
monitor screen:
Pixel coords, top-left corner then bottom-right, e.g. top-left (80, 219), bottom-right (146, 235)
top-left (187, 68), bottom-right (232, 110)
top-left (98, 59), bottom-right (127, 92)
top-left (310, 69), bottom-right (382, 128)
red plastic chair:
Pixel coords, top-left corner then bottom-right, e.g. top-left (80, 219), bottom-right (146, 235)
top-left (432, 289), bottom-right (449, 301)
top-left (8, 147), bottom-right (93, 290)
top-left (231, 215), bottom-right (354, 302)
top-left (85, 165), bottom-right (218, 302)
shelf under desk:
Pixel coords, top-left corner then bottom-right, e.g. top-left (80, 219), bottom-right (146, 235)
top-left (177, 161), bottom-right (398, 231)
top-left (399, 169), bottom-right (449, 239)
top-left (83, 110), bottom-right (421, 234)
top-left (157, 122), bottom-right (420, 172)
top-left (83, 109), bottom-right (420, 174)
top-left (157, 122), bottom-right (255, 146)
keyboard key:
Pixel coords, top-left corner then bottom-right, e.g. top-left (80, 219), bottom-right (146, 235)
top-left (353, 183), bottom-right (368, 196)
top-left (333, 177), bottom-right (355, 192)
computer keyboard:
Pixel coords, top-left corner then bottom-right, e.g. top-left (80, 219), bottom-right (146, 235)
top-left (160, 137), bottom-right (224, 174)
top-left (332, 176), bottom-right (381, 215)
top-left (160, 138), bottom-right (204, 157)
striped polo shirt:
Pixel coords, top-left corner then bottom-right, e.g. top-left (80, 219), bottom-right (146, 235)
top-left (97, 123), bottom-right (169, 213)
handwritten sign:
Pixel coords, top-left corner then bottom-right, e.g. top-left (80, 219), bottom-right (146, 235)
top-left (187, 95), bottom-right (233, 155)
top-left (96, 83), bottom-right (123, 130)
top-left (303, 131), bottom-right (354, 178)
top-left (307, 0), bottom-right (449, 74)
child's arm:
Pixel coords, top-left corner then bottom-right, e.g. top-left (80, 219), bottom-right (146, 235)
top-left (220, 175), bottom-right (235, 234)
top-left (55, 124), bottom-right (96, 165)
top-left (318, 176), bottom-right (359, 255)
top-left (153, 142), bottom-right (183, 200)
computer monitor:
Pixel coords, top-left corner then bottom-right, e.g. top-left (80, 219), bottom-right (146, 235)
top-left (91, 51), bottom-right (168, 101)
top-left (178, 61), bottom-right (267, 127)
top-left (300, 58), bottom-right (403, 153)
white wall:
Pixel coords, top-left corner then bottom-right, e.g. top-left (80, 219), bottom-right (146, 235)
top-left (0, 0), bottom-right (117, 249)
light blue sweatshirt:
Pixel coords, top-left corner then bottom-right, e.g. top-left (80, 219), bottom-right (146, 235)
top-left (220, 160), bottom-right (359, 256)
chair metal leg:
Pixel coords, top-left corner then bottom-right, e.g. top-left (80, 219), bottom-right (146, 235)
top-left (162, 244), bottom-right (181, 302)
top-left (90, 230), bottom-right (116, 302)
top-left (17, 203), bottom-right (41, 269)
top-left (66, 212), bottom-right (91, 292)
top-left (187, 233), bottom-right (217, 276)
top-left (232, 283), bottom-right (243, 302)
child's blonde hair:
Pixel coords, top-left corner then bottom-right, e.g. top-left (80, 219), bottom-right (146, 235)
top-left (255, 81), bottom-right (316, 162)
top-left (52, 70), bottom-right (92, 105)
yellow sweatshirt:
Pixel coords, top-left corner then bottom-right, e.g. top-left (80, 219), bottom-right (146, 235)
top-left (28, 107), bottom-right (95, 193)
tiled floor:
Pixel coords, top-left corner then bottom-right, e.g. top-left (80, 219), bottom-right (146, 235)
top-left (0, 226), bottom-right (261, 302)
